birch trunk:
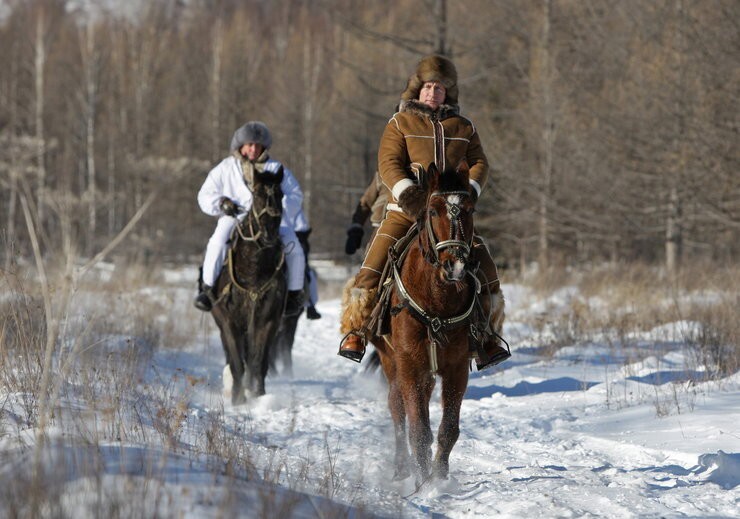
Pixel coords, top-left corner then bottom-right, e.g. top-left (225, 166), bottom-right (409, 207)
top-left (666, 0), bottom-right (686, 274)
top-left (530, 0), bottom-right (554, 271)
top-left (34, 11), bottom-right (47, 223)
top-left (82, 21), bottom-right (98, 250)
top-left (210, 19), bottom-right (223, 162)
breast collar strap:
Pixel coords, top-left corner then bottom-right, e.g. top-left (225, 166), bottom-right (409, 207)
top-left (391, 261), bottom-right (476, 336)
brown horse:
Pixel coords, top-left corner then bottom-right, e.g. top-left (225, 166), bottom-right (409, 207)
top-left (370, 162), bottom-right (479, 484)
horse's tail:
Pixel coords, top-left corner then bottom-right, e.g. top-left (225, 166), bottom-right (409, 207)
top-left (364, 349), bottom-right (381, 373)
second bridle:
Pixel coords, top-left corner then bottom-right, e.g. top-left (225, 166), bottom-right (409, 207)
top-left (236, 183), bottom-right (282, 247)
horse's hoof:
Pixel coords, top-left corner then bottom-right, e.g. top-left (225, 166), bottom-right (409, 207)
top-left (393, 466), bottom-right (411, 481)
top-left (433, 465), bottom-right (449, 480)
top-left (231, 392), bottom-right (247, 406)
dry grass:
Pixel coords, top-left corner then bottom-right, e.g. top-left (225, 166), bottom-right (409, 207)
top-left (0, 260), bottom-right (377, 518)
top-left (514, 262), bottom-right (740, 376)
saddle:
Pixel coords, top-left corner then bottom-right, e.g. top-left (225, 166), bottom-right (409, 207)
top-left (365, 224), bottom-right (492, 360)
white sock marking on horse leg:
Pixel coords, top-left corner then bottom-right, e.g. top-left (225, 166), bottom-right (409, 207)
top-left (222, 364), bottom-right (233, 398)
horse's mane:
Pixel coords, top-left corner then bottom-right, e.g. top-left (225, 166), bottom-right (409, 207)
top-left (438, 173), bottom-right (466, 192)
top-left (426, 162), bottom-right (470, 195)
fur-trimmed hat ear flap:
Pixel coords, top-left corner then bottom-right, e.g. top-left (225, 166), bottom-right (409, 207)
top-left (401, 74), bottom-right (422, 102)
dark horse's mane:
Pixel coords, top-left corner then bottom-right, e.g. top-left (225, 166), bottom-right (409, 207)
top-left (212, 168), bottom-right (287, 405)
top-left (433, 167), bottom-right (468, 192)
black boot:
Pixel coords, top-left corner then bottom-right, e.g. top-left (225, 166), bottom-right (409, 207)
top-left (306, 305), bottom-right (322, 320)
top-left (194, 285), bottom-right (214, 312)
top-left (284, 290), bottom-right (304, 317)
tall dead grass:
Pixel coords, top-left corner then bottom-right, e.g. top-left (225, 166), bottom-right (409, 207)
top-left (516, 261), bottom-right (739, 377)
top-left (0, 259), bottom-right (379, 517)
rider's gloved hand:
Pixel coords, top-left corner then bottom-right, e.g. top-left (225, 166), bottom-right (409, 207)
top-left (219, 197), bottom-right (239, 217)
top-left (398, 184), bottom-right (427, 219)
top-left (470, 185), bottom-right (479, 205)
top-left (345, 224), bottom-right (364, 255)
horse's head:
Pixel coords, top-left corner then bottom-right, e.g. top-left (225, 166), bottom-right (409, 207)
top-left (418, 161), bottom-right (475, 283)
top-left (244, 166), bottom-right (284, 243)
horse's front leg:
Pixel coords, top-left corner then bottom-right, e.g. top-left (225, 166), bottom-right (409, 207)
top-left (433, 363), bottom-right (468, 479)
top-left (217, 322), bottom-right (246, 405)
top-left (380, 352), bottom-right (411, 480)
top-left (280, 314), bottom-right (299, 377)
top-left (244, 331), bottom-right (268, 398)
top-left (401, 366), bottom-right (435, 482)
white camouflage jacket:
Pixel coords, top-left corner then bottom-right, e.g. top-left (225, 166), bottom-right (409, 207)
top-left (197, 156), bottom-right (303, 229)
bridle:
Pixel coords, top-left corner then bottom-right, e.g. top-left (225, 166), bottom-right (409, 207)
top-left (389, 188), bottom-right (478, 354)
top-left (422, 190), bottom-right (473, 267)
top-left (223, 181), bottom-right (284, 300)
top-left (235, 183), bottom-right (282, 247)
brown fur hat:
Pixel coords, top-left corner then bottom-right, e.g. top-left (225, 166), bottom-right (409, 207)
top-left (400, 54), bottom-right (459, 106)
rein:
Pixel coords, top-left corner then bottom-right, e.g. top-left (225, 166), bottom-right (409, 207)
top-left (226, 247), bottom-right (284, 301)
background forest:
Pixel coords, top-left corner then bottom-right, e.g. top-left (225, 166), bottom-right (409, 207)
top-left (0, 0), bottom-right (738, 273)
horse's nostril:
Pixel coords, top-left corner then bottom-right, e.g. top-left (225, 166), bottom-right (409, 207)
top-left (442, 259), bottom-right (465, 281)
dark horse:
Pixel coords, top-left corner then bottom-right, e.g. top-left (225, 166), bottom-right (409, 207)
top-left (369, 162), bottom-right (479, 483)
top-left (211, 167), bottom-right (286, 405)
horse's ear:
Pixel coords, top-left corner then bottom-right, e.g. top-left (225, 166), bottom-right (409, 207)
top-left (427, 162), bottom-right (441, 192)
top-left (456, 160), bottom-right (470, 185)
top-left (256, 165), bottom-right (284, 185)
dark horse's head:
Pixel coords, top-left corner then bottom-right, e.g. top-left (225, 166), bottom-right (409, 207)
top-left (242, 167), bottom-right (284, 244)
top-left (417, 161), bottom-right (476, 283)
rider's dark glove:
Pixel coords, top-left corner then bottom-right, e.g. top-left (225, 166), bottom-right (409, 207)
top-left (345, 224), bottom-right (364, 255)
top-left (219, 197), bottom-right (238, 217)
top-left (398, 184), bottom-right (427, 219)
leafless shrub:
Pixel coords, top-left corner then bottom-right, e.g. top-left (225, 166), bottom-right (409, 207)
top-left (514, 262), bottom-right (740, 383)
top-left (0, 272), bottom-right (46, 427)
top-left (684, 298), bottom-right (740, 377)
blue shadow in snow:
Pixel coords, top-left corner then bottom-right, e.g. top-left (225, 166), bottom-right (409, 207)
top-left (626, 370), bottom-right (706, 385)
top-left (465, 377), bottom-right (599, 400)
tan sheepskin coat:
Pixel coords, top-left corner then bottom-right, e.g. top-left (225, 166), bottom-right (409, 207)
top-left (377, 100), bottom-right (489, 203)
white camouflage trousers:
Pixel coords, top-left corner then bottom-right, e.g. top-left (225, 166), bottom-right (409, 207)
top-left (202, 215), bottom-right (305, 291)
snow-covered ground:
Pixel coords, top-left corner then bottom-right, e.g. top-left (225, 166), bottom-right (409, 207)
top-left (1, 271), bottom-right (738, 518)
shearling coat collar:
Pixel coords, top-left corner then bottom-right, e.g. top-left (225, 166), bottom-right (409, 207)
top-left (399, 99), bottom-right (460, 121)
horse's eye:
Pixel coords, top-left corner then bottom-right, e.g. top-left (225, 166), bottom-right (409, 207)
top-left (428, 208), bottom-right (438, 217)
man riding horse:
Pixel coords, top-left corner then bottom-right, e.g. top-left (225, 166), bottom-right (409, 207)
top-left (338, 54), bottom-right (510, 371)
top-left (194, 121), bottom-right (305, 316)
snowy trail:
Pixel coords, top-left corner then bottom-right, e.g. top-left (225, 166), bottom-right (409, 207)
top-left (161, 283), bottom-right (740, 518)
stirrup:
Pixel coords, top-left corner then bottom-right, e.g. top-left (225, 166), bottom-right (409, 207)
top-left (338, 332), bottom-right (366, 363)
top-left (475, 349), bottom-right (511, 371)
top-left (475, 332), bottom-right (511, 371)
